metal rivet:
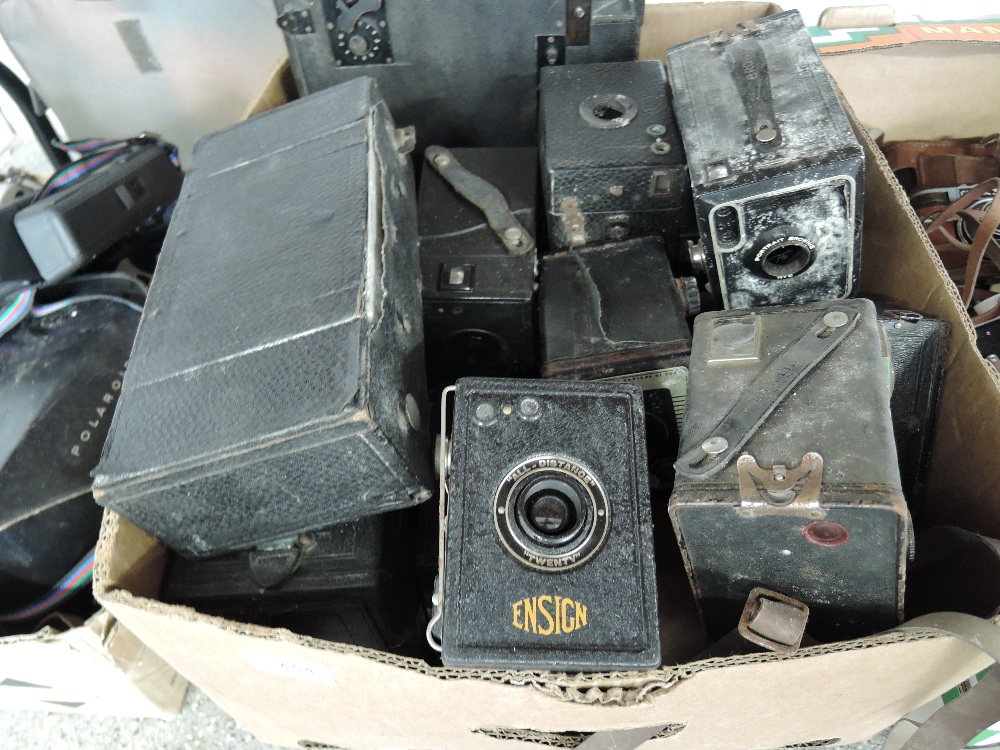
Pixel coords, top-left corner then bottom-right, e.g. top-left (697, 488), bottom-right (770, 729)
top-left (651, 141), bottom-right (672, 155)
top-left (574, 5), bottom-right (586, 17)
top-left (702, 436), bottom-right (728, 455)
top-left (519, 397), bottom-right (540, 418)
top-left (773, 472), bottom-right (786, 482)
top-left (504, 227), bottom-right (523, 244)
top-left (497, 506), bottom-right (505, 515)
top-left (755, 125), bottom-right (777, 143)
top-left (475, 403), bottom-right (495, 422)
top-left (502, 404), bottom-right (513, 416)
top-left (404, 394), bottom-right (420, 430)
top-left (646, 124), bottom-right (667, 137)
top-left (609, 185), bottom-right (624, 197)
top-left (823, 311), bottom-right (849, 328)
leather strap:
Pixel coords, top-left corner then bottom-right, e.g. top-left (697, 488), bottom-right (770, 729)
top-left (924, 178), bottom-right (1000, 325)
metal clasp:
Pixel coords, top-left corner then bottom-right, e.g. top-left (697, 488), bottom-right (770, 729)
top-left (736, 452), bottom-right (825, 517)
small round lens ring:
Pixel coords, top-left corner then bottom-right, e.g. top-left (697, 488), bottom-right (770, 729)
top-left (755, 235), bottom-right (816, 279)
top-left (515, 478), bottom-right (585, 547)
top-left (579, 94), bottom-right (638, 129)
top-left (494, 456), bottom-right (610, 572)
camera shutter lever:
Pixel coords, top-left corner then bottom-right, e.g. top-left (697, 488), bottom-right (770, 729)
top-left (674, 305), bottom-right (860, 479)
top-left (425, 146), bottom-right (535, 257)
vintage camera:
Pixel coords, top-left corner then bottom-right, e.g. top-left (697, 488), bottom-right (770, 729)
top-left (539, 60), bottom-right (693, 255)
top-left (876, 303), bottom-right (949, 504)
top-left (418, 147), bottom-right (538, 392)
top-left (163, 513), bottom-right (422, 652)
top-left (667, 11), bottom-right (864, 309)
top-left (93, 78), bottom-right (433, 556)
top-left (670, 300), bottom-right (910, 641)
top-left (15, 142), bottom-right (182, 282)
top-left (274, 0), bottom-right (643, 151)
top-left (432, 378), bottom-right (660, 670)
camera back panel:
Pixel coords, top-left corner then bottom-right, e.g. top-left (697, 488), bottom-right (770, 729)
top-left (539, 60), bottom-right (693, 253)
top-left (441, 377), bottom-right (659, 670)
top-left (667, 10), bottom-right (864, 309)
top-left (274, 0), bottom-right (643, 151)
top-left (669, 299), bottom-right (909, 641)
top-left (419, 148), bottom-right (538, 391)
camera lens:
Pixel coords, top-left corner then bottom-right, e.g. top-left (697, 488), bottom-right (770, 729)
top-left (526, 491), bottom-right (575, 536)
top-left (514, 478), bottom-right (586, 548)
top-left (758, 237), bottom-right (815, 279)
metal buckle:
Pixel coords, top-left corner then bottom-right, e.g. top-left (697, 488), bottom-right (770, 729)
top-left (738, 587), bottom-right (810, 654)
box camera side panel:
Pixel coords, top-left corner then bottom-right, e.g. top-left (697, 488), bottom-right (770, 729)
top-left (361, 97), bottom-right (434, 493)
top-left (442, 378), bottom-right (659, 670)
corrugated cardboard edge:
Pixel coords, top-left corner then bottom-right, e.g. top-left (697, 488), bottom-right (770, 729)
top-left (240, 55), bottom-right (296, 121)
top-left (95, 512), bottom-right (995, 749)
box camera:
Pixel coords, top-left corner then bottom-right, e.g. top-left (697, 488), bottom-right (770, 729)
top-left (876, 303), bottom-right (949, 504)
top-left (670, 299), bottom-right (910, 641)
top-left (434, 377), bottom-right (659, 671)
top-left (418, 147), bottom-right (538, 392)
top-left (539, 60), bottom-right (693, 254)
top-left (92, 78), bottom-right (433, 557)
top-left (274, 0), bottom-right (643, 151)
top-left (667, 11), bottom-right (864, 309)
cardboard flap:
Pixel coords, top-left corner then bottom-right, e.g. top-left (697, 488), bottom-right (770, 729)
top-left (0, 610), bottom-right (186, 718)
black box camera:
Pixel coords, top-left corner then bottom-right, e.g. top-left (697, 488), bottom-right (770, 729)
top-left (667, 11), bottom-right (864, 309)
top-left (539, 60), bottom-right (693, 255)
top-left (433, 377), bottom-right (660, 670)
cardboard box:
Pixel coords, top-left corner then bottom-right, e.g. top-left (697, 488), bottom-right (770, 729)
top-left (0, 610), bottom-right (186, 718)
top-left (93, 4), bottom-right (1000, 748)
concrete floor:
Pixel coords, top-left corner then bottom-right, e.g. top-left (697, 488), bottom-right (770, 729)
top-left (0, 684), bottom-right (891, 750)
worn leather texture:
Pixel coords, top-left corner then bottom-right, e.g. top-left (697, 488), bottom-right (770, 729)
top-left (274, 0), bottom-right (642, 152)
top-left (670, 300), bottom-right (909, 641)
top-left (539, 236), bottom-right (691, 379)
top-left (667, 11), bottom-right (864, 309)
top-left (442, 377), bottom-right (659, 670)
top-left (539, 60), bottom-right (692, 250)
top-left (876, 303), bottom-right (949, 507)
top-left (92, 78), bottom-right (432, 557)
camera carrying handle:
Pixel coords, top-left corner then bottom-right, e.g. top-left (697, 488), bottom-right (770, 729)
top-left (674, 304), bottom-right (860, 479)
top-left (424, 146), bottom-right (535, 257)
top-left (710, 22), bottom-right (782, 151)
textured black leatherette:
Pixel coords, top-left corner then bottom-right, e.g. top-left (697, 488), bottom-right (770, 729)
top-left (92, 78), bottom-right (432, 556)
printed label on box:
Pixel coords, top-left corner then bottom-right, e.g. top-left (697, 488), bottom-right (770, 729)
top-left (809, 21), bottom-right (1000, 53)
top-left (242, 649), bottom-right (337, 686)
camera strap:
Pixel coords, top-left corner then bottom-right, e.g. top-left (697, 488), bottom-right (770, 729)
top-left (674, 304), bottom-right (861, 480)
top-left (923, 178), bottom-right (1000, 326)
top-left (424, 146), bottom-right (535, 257)
top-left (711, 23), bottom-right (782, 151)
